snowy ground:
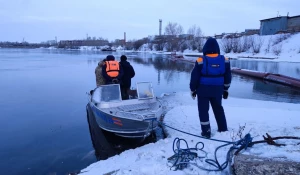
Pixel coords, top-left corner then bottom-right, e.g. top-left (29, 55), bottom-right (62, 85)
top-left (81, 92), bottom-right (300, 175)
top-left (222, 33), bottom-right (300, 63)
top-left (130, 33), bottom-right (300, 63)
top-left (183, 33), bottom-right (300, 63)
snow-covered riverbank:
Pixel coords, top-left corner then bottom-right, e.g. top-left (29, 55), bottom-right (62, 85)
top-left (81, 92), bottom-right (300, 175)
top-left (39, 33), bottom-right (300, 62)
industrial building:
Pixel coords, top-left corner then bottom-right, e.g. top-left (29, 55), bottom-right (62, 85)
top-left (58, 39), bottom-right (109, 48)
top-left (260, 15), bottom-right (300, 35)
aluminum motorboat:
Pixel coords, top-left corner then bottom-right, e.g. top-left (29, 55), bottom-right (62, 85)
top-left (87, 82), bottom-right (164, 138)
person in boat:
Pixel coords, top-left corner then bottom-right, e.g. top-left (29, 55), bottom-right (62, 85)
top-left (102, 55), bottom-right (124, 84)
top-left (95, 59), bottom-right (106, 86)
top-left (119, 55), bottom-right (135, 100)
top-left (189, 37), bottom-right (232, 139)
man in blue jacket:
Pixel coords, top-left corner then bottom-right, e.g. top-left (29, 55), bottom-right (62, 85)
top-left (189, 37), bottom-right (231, 138)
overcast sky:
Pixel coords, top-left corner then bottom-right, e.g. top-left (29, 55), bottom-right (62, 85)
top-left (0, 0), bottom-right (299, 43)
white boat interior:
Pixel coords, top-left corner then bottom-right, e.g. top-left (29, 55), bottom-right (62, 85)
top-left (90, 82), bottom-right (163, 121)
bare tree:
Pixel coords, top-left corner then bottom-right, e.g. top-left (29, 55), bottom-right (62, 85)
top-left (272, 34), bottom-right (291, 45)
top-left (163, 22), bottom-right (184, 51)
top-left (164, 22), bottom-right (184, 36)
top-left (148, 43), bottom-right (153, 51)
top-left (249, 35), bottom-right (264, 54)
top-left (187, 25), bottom-right (205, 52)
top-left (221, 37), bottom-right (232, 53)
top-left (265, 36), bottom-right (273, 53)
top-left (153, 36), bottom-right (168, 51)
top-left (177, 25), bottom-right (184, 35)
top-left (231, 36), bottom-right (251, 53)
top-left (165, 38), bottom-right (183, 52)
top-left (241, 36), bottom-right (251, 52)
top-left (180, 42), bottom-right (188, 52)
top-left (273, 44), bottom-right (282, 56)
top-left (187, 25), bottom-right (202, 37)
top-left (125, 39), bottom-right (135, 50)
top-left (133, 39), bottom-right (146, 50)
top-left (232, 37), bottom-right (241, 53)
top-left (166, 38), bottom-right (187, 52)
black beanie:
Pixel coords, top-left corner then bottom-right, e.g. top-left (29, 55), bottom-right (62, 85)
top-left (120, 55), bottom-right (127, 61)
top-left (106, 55), bottom-right (115, 61)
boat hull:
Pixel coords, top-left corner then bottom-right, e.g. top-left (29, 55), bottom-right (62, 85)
top-left (88, 102), bottom-right (158, 138)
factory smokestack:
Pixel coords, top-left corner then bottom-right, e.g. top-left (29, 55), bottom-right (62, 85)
top-left (159, 19), bottom-right (162, 36)
top-left (124, 32), bottom-right (126, 45)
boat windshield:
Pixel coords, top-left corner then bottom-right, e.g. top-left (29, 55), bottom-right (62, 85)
top-left (95, 84), bottom-right (122, 102)
top-left (136, 82), bottom-right (154, 99)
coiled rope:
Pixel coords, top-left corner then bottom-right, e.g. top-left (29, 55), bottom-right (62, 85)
top-left (158, 122), bottom-right (299, 172)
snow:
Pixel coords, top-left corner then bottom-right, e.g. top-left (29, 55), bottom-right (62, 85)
top-left (78, 46), bottom-right (115, 51)
top-left (41, 33), bottom-right (300, 62)
top-left (151, 33), bottom-right (300, 63)
top-left (81, 92), bottom-right (300, 175)
top-left (180, 33), bottom-right (300, 63)
top-left (220, 33), bottom-right (300, 63)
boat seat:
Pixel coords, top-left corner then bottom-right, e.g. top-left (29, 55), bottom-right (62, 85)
top-left (117, 102), bottom-right (156, 112)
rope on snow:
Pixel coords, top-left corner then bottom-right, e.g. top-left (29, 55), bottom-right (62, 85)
top-left (160, 122), bottom-right (300, 172)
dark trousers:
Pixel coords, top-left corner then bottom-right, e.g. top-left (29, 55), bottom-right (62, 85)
top-left (197, 96), bottom-right (228, 133)
top-left (120, 86), bottom-right (129, 100)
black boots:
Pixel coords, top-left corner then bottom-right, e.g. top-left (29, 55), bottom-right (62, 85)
top-left (201, 131), bottom-right (211, 139)
top-left (201, 124), bottom-right (211, 139)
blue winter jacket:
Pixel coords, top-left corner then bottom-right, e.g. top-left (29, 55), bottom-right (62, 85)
top-left (189, 38), bottom-right (231, 97)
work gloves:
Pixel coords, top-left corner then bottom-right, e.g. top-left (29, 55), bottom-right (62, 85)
top-left (223, 90), bottom-right (228, 99)
top-left (191, 90), bottom-right (228, 99)
top-left (191, 91), bottom-right (197, 100)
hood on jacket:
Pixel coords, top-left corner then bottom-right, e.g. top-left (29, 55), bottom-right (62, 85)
top-left (202, 37), bottom-right (220, 55)
top-left (120, 55), bottom-right (127, 61)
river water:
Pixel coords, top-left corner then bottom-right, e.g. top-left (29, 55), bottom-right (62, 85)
top-left (0, 49), bottom-right (299, 175)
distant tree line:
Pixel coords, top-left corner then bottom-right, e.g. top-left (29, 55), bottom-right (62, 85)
top-left (220, 33), bottom-right (291, 56)
top-left (121, 22), bottom-right (206, 52)
top-left (0, 41), bottom-right (52, 48)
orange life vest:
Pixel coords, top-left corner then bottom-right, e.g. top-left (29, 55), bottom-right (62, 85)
top-left (105, 61), bottom-right (120, 78)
